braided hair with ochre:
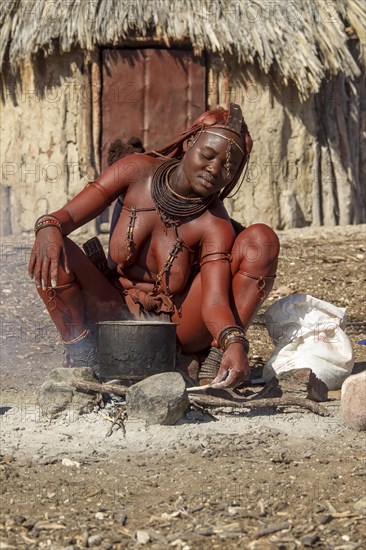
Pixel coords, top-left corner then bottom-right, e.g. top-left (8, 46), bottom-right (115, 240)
top-left (145, 103), bottom-right (253, 200)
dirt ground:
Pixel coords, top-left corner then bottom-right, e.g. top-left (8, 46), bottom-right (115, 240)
top-left (1, 225), bottom-right (365, 550)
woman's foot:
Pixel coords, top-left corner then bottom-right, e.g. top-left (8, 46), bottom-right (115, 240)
top-left (63, 328), bottom-right (100, 378)
top-left (176, 351), bottom-right (200, 386)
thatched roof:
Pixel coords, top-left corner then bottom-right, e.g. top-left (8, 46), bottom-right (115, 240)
top-left (1, 0), bottom-right (365, 98)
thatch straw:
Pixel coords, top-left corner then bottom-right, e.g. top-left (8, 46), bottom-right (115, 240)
top-left (1, 0), bottom-right (365, 98)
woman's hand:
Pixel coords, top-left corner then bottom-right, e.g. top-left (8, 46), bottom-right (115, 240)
top-left (28, 228), bottom-right (70, 290)
top-left (211, 343), bottom-right (250, 389)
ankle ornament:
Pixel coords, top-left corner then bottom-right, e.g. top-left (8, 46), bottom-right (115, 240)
top-left (198, 347), bottom-right (223, 382)
top-left (63, 328), bottom-right (89, 345)
top-left (62, 329), bottom-right (100, 376)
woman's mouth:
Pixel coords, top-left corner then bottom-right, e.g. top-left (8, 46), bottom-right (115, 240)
top-left (198, 175), bottom-right (215, 189)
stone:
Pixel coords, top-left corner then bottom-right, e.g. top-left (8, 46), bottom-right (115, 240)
top-left (88, 534), bottom-right (102, 546)
top-left (126, 372), bottom-right (189, 425)
top-left (341, 372), bottom-right (366, 431)
top-left (13, 515), bottom-right (26, 525)
top-left (37, 368), bottom-right (97, 416)
top-left (38, 382), bottom-right (73, 416)
top-left (47, 367), bottom-right (96, 384)
top-left (135, 530), bottom-right (151, 544)
top-left (300, 534), bottom-right (320, 546)
top-left (353, 495), bottom-right (366, 512)
top-left (61, 458), bottom-right (80, 468)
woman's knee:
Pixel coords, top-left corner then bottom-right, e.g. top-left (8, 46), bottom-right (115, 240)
top-left (51, 237), bottom-right (83, 287)
top-left (232, 223), bottom-right (280, 271)
top-left (63, 237), bottom-right (84, 267)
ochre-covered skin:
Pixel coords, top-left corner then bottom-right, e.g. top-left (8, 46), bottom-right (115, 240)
top-left (29, 125), bottom-right (279, 389)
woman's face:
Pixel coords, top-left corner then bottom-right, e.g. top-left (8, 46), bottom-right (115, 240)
top-left (181, 128), bottom-right (244, 197)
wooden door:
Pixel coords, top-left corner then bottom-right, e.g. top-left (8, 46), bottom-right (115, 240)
top-left (99, 48), bottom-right (206, 227)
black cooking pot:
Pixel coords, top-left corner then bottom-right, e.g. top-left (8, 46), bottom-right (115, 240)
top-left (98, 321), bottom-right (177, 384)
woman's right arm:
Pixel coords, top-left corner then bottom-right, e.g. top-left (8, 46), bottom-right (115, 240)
top-left (51, 156), bottom-right (142, 234)
top-left (28, 155), bottom-right (142, 288)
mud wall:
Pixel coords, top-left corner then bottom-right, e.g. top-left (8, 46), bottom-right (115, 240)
top-left (210, 60), bottom-right (366, 229)
top-left (227, 66), bottom-right (319, 229)
top-left (1, 48), bottom-right (96, 237)
top-left (1, 49), bottom-right (365, 236)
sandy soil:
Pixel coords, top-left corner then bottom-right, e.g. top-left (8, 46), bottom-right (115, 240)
top-left (1, 225), bottom-right (365, 549)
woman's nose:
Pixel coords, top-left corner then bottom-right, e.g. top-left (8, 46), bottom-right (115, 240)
top-left (206, 159), bottom-right (220, 176)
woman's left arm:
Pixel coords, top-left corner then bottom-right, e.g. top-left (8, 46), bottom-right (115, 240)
top-left (200, 219), bottom-right (250, 389)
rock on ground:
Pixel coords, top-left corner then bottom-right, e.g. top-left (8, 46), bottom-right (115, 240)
top-left (126, 372), bottom-right (189, 425)
top-left (341, 371), bottom-right (366, 430)
top-left (37, 367), bottom-right (97, 416)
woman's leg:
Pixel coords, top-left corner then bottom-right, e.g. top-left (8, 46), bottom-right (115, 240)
top-left (230, 223), bottom-right (280, 329)
top-left (35, 237), bottom-right (127, 342)
top-left (173, 224), bottom-right (279, 353)
top-left (172, 272), bottom-right (211, 353)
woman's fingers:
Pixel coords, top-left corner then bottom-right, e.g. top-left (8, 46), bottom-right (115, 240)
top-left (50, 257), bottom-right (59, 288)
top-left (224, 368), bottom-right (247, 389)
top-left (62, 247), bottom-right (71, 275)
top-left (33, 259), bottom-right (42, 288)
top-left (212, 367), bottom-right (247, 389)
top-left (29, 232), bottom-right (66, 289)
top-left (211, 368), bottom-right (229, 388)
top-left (41, 258), bottom-right (51, 290)
top-left (28, 248), bottom-right (36, 278)
top-left (30, 241), bottom-right (42, 287)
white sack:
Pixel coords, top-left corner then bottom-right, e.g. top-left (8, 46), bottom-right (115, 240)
top-left (263, 294), bottom-right (354, 390)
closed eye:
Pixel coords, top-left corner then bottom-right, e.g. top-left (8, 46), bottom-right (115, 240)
top-left (201, 151), bottom-right (215, 161)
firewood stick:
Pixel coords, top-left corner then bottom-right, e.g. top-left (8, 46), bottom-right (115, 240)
top-left (189, 395), bottom-right (330, 416)
top-left (105, 408), bottom-right (127, 437)
top-left (187, 385), bottom-right (212, 392)
top-left (72, 380), bottom-right (329, 416)
top-left (190, 401), bottom-right (219, 421)
top-left (72, 380), bottom-right (129, 396)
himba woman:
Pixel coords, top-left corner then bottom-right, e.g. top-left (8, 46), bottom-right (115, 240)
top-left (28, 103), bottom-right (279, 389)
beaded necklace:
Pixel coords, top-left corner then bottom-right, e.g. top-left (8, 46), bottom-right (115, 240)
top-left (151, 159), bottom-right (216, 227)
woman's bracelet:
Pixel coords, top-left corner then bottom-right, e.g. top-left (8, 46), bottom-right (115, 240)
top-left (223, 334), bottom-right (249, 352)
top-left (218, 325), bottom-right (244, 347)
top-left (34, 215), bottom-right (62, 236)
top-left (218, 325), bottom-right (249, 353)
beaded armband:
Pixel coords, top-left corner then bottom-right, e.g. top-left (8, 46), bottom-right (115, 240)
top-left (218, 325), bottom-right (249, 353)
top-left (34, 215), bottom-right (62, 235)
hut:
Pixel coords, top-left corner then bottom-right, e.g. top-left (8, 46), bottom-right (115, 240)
top-left (1, 0), bottom-right (365, 236)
